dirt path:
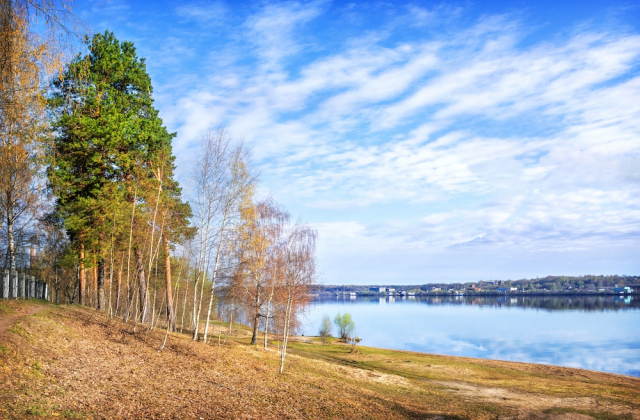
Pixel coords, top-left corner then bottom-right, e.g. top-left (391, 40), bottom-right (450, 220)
top-left (0, 302), bottom-right (46, 337)
top-left (428, 379), bottom-right (606, 413)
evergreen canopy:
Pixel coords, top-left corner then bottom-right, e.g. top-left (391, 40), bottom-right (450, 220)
top-left (48, 30), bottom-right (177, 241)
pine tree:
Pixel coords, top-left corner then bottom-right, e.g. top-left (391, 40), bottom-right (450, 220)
top-left (48, 31), bottom-right (188, 313)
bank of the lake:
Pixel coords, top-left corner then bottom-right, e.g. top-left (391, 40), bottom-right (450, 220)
top-left (1, 300), bottom-right (639, 419)
top-left (303, 295), bottom-right (640, 377)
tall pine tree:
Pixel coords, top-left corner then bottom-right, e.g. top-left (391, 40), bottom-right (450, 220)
top-left (48, 31), bottom-right (188, 312)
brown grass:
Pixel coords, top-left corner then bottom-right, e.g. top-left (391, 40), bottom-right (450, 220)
top-left (0, 300), bottom-right (638, 419)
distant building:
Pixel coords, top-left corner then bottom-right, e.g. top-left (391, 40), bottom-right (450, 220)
top-left (371, 287), bottom-right (386, 293)
top-left (387, 288), bottom-right (395, 293)
top-left (613, 287), bottom-right (632, 293)
top-left (497, 287), bottom-right (517, 293)
top-left (430, 287), bottom-right (441, 292)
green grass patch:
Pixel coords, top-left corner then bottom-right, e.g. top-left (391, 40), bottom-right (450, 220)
top-left (24, 401), bottom-right (49, 417)
top-left (8, 324), bottom-right (26, 336)
top-left (59, 409), bottom-right (86, 418)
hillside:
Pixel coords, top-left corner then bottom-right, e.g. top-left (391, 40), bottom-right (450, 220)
top-left (0, 301), bottom-right (638, 419)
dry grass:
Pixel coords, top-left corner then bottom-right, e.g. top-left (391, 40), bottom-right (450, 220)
top-left (0, 300), bottom-right (638, 419)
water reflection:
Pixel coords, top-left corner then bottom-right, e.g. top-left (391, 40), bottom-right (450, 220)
top-left (304, 295), bottom-right (640, 377)
top-left (317, 294), bottom-right (639, 311)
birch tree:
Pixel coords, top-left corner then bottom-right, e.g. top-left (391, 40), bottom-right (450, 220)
top-left (191, 127), bottom-right (253, 341)
top-left (202, 141), bottom-right (252, 342)
top-left (234, 198), bottom-right (289, 345)
top-left (0, 0), bottom-right (72, 280)
top-left (279, 223), bottom-right (317, 373)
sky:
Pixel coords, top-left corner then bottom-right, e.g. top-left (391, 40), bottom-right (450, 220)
top-left (74, 0), bottom-right (640, 284)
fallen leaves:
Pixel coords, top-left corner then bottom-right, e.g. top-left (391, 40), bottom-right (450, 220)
top-left (1, 302), bottom-right (639, 420)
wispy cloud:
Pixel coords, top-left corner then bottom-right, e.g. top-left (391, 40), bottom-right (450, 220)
top-left (244, 1), bottom-right (325, 70)
top-left (99, 1), bottom-right (640, 282)
top-left (175, 2), bottom-right (228, 25)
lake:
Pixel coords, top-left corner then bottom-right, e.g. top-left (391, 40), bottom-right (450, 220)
top-left (300, 295), bottom-right (640, 377)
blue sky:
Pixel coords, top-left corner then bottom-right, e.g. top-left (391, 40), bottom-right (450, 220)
top-left (75, 0), bottom-right (640, 284)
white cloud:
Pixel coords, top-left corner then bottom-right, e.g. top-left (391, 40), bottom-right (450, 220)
top-left (153, 4), bottom-right (640, 282)
top-left (244, 1), bottom-right (325, 70)
top-left (175, 2), bottom-right (227, 25)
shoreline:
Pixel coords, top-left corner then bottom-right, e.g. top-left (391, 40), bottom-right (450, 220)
top-left (291, 335), bottom-right (640, 380)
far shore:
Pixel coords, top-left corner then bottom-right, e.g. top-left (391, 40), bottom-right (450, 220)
top-left (315, 290), bottom-right (639, 297)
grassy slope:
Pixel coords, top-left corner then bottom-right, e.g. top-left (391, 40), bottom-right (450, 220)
top-left (0, 300), bottom-right (637, 420)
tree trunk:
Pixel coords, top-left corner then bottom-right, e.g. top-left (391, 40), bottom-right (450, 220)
top-left (250, 312), bottom-right (260, 345)
top-left (115, 263), bottom-right (122, 315)
top-left (7, 215), bottom-right (15, 271)
top-left (71, 266), bottom-right (79, 304)
top-left (263, 299), bottom-right (271, 349)
top-left (191, 271), bottom-right (200, 340)
top-left (152, 254), bottom-right (158, 328)
top-left (172, 256), bottom-right (186, 333)
top-left (203, 234), bottom-right (225, 342)
top-left (280, 297), bottom-right (294, 374)
top-left (7, 215), bottom-right (15, 299)
top-left (180, 269), bottom-right (189, 333)
top-left (93, 263), bottom-right (98, 308)
top-left (250, 279), bottom-right (261, 345)
top-left (263, 280), bottom-right (276, 349)
top-left (135, 248), bottom-right (149, 323)
top-left (124, 277), bottom-right (134, 323)
top-left (54, 265), bottom-right (59, 304)
top-left (79, 244), bottom-right (85, 305)
top-left (97, 257), bottom-right (105, 311)
top-left (123, 191), bottom-right (137, 322)
top-left (163, 236), bottom-right (176, 331)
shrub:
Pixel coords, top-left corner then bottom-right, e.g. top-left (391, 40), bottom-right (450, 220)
top-left (319, 315), bottom-right (332, 345)
top-left (333, 313), bottom-right (355, 340)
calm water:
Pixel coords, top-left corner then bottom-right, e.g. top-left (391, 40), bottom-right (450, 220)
top-left (301, 295), bottom-right (640, 377)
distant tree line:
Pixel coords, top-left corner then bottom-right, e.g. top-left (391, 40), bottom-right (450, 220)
top-left (319, 275), bottom-right (639, 295)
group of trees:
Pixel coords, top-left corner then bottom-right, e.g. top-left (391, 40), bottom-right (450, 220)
top-left (0, 1), bottom-right (317, 373)
top-left (187, 128), bottom-right (318, 372)
top-left (319, 313), bottom-right (356, 345)
top-left (321, 275), bottom-right (640, 297)
top-left (0, 0), bottom-right (78, 293)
